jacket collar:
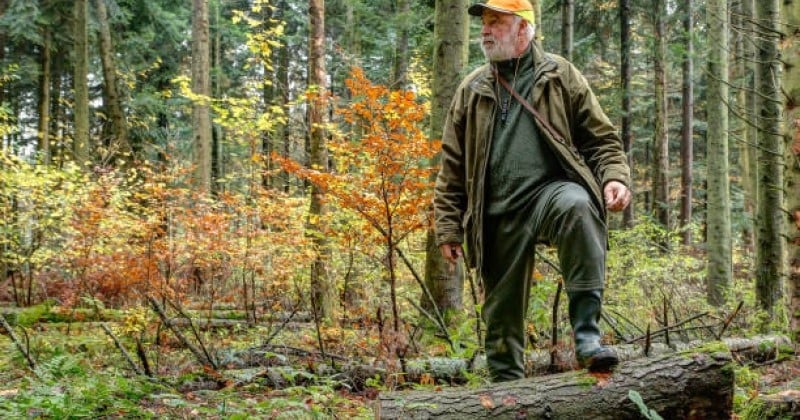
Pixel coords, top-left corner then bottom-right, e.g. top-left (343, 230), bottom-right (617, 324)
top-left (470, 42), bottom-right (557, 98)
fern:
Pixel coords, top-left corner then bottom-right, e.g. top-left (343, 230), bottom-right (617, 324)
top-left (628, 390), bottom-right (664, 420)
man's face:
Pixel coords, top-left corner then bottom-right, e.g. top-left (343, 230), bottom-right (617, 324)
top-left (480, 9), bottom-right (523, 62)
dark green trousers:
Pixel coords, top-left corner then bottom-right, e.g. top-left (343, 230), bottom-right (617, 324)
top-left (481, 181), bottom-right (607, 381)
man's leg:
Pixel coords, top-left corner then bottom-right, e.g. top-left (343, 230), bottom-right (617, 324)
top-left (534, 181), bottom-right (619, 371)
top-left (481, 215), bottom-right (536, 382)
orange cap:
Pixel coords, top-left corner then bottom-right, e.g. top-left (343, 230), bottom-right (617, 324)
top-left (468, 0), bottom-right (535, 25)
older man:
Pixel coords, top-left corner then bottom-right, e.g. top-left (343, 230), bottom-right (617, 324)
top-left (434, 0), bottom-right (632, 382)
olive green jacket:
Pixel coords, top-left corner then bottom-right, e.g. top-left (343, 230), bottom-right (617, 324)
top-left (433, 43), bottom-right (631, 270)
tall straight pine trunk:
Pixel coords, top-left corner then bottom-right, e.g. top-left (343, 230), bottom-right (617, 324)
top-left (652, 1), bottom-right (670, 237)
top-left (755, 0), bottom-right (786, 319)
top-left (72, 0), bottom-right (90, 164)
top-left (192, 0), bottom-right (212, 191)
top-left (561, 0), bottom-right (574, 61)
top-left (619, 0), bottom-right (634, 227)
top-left (706, 0), bottom-right (732, 306)
top-left (679, 0), bottom-right (694, 245)
top-left (37, 28), bottom-right (51, 164)
top-left (94, 0), bottom-right (131, 164)
top-left (784, 0), bottom-right (800, 343)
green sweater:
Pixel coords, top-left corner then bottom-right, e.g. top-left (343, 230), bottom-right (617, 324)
top-left (486, 50), bottom-right (565, 216)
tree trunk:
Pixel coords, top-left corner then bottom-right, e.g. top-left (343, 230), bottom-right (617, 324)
top-left (50, 47), bottom-right (65, 164)
top-left (736, 0), bottom-right (758, 254)
top-left (706, 0), bottom-right (732, 306)
top-left (422, 0), bottom-right (469, 315)
top-left (37, 28), bottom-right (51, 164)
top-left (192, 0), bottom-right (212, 191)
top-left (94, 0), bottom-right (130, 165)
top-left (679, 0), bottom-right (693, 245)
top-left (376, 349), bottom-right (734, 419)
top-left (782, 0), bottom-right (800, 343)
top-left (755, 0), bottom-right (786, 318)
top-left (619, 0), bottom-right (634, 227)
top-left (307, 0), bottom-right (335, 321)
top-left (393, 0), bottom-right (410, 89)
top-left (211, 1), bottom-right (224, 187)
top-left (560, 0), bottom-right (573, 61)
top-left (72, 0), bottom-right (90, 164)
top-left (652, 2), bottom-right (670, 235)
top-left (532, 0), bottom-right (542, 48)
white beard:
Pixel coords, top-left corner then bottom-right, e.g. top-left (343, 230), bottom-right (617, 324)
top-left (481, 25), bottom-right (520, 61)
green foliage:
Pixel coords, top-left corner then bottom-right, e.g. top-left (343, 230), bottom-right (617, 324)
top-left (13, 302), bottom-right (52, 327)
top-left (605, 217), bottom-right (711, 336)
top-left (628, 390), bottom-right (664, 420)
top-left (0, 354), bottom-right (155, 418)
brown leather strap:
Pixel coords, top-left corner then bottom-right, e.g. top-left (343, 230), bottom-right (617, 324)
top-left (493, 68), bottom-right (564, 143)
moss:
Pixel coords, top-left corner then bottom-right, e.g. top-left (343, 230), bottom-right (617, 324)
top-left (575, 374), bottom-right (598, 389)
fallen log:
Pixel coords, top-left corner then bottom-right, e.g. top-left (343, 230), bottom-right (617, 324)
top-left (747, 389), bottom-right (800, 419)
top-left (376, 346), bottom-right (734, 419)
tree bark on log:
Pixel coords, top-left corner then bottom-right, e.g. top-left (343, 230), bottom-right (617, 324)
top-left (376, 348), bottom-right (734, 419)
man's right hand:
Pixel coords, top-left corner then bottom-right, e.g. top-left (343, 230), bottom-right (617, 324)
top-left (439, 243), bottom-right (463, 264)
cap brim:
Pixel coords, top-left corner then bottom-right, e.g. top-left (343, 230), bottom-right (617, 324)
top-left (468, 4), bottom-right (514, 17)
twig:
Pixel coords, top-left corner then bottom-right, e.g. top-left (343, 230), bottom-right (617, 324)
top-left (146, 295), bottom-right (218, 369)
top-left (395, 248), bottom-right (452, 348)
top-left (718, 301), bottom-right (744, 339)
top-left (0, 314), bottom-right (37, 373)
top-left (406, 297), bottom-right (454, 350)
top-left (263, 303), bottom-right (300, 347)
top-left (663, 296), bottom-right (670, 347)
top-left (165, 298), bottom-right (218, 369)
top-left (135, 337), bottom-right (153, 377)
top-left (625, 312), bottom-right (710, 344)
top-left (466, 268), bottom-right (483, 354)
top-left (607, 308), bottom-right (646, 336)
top-left (600, 312), bottom-right (628, 342)
top-left (100, 323), bottom-right (145, 376)
top-left (549, 278), bottom-right (562, 372)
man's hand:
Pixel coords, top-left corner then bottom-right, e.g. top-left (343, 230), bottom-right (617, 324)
top-left (603, 181), bottom-right (631, 212)
top-left (439, 243), bottom-right (463, 264)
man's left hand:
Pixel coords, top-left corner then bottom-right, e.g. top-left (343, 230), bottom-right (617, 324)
top-left (604, 181), bottom-right (631, 212)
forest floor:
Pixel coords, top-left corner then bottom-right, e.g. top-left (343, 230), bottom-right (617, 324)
top-left (0, 303), bottom-right (798, 419)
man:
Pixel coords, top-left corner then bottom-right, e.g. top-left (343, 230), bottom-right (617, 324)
top-left (433, 0), bottom-right (632, 382)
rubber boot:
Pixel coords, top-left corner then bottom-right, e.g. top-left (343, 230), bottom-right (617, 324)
top-left (568, 289), bottom-right (619, 372)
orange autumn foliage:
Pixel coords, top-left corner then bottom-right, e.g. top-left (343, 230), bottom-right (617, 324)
top-left (275, 67), bottom-right (439, 249)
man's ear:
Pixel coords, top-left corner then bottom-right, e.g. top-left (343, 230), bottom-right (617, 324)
top-left (518, 20), bottom-right (529, 37)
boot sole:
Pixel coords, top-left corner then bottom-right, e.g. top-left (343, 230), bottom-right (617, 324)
top-left (585, 351), bottom-right (619, 373)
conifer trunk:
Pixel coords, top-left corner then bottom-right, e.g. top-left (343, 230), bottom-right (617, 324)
top-left (679, 0), bottom-right (693, 245)
top-left (72, 0), bottom-right (90, 164)
top-left (652, 2), bottom-right (670, 235)
top-left (782, 0), bottom-right (800, 342)
top-left (619, 0), bottom-right (634, 227)
top-left (192, 0), bottom-right (212, 191)
top-left (755, 0), bottom-right (786, 317)
top-left (94, 0), bottom-right (131, 164)
top-left (560, 0), bottom-right (573, 61)
top-left (736, 0), bottom-right (758, 253)
top-left (706, 0), bottom-right (732, 305)
top-left (37, 28), bottom-right (51, 164)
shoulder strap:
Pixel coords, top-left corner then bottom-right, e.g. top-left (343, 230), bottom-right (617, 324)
top-left (493, 68), bottom-right (564, 143)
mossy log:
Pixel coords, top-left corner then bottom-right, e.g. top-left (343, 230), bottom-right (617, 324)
top-left (747, 390), bottom-right (800, 419)
top-left (376, 348), bottom-right (734, 419)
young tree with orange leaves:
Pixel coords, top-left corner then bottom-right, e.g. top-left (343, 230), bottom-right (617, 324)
top-left (276, 68), bottom-right (439, 337)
